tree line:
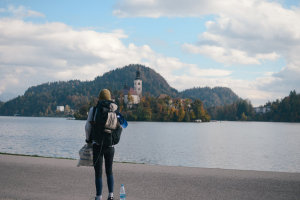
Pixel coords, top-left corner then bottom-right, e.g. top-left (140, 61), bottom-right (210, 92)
top-left (74, 93), bottom-right (211, 122)
top-left (256, 90), bottom-right (300, 122)
top-left (208, 90), bottom-right (300, 122)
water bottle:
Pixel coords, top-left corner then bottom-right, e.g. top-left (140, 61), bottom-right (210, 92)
top-left (116, 112), bottom-right (128, 128)
top-left (120, 184), bottom-right (126, 200)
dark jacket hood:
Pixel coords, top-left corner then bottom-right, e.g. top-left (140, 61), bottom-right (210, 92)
top-left (97, 100), bottom-right (118, 112)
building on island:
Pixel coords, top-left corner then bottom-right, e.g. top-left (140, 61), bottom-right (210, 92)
top-left (124, 67), bottom-right (142, 107)
top-left (56, 106), bottom-right (64, 112)
top-left (134, 68), bottom-right (142, 97)
top-left (254, 106), bottom-right (271, 114)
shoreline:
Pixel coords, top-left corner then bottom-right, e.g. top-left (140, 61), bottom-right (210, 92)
top-left (1, 154), bottom-right (299, 200)
top-left (0, 152), bottom-right (142, 164)
top-left (1, 151), bottom-right (299, 174)
top-left (1, 115), bottom-right (300, 123)
top-left (0, 151), bottom-right (76, 160)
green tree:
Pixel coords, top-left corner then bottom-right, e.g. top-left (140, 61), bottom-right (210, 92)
top-left (178, 106), bottom-right (185, 122)
top-left (64, 105), bottom-right (71, 115)
top-left (241, 112), bottom-right (248, 121)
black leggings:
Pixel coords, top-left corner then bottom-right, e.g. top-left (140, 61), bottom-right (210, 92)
top-left (93, 144), bottom-right (114, 195)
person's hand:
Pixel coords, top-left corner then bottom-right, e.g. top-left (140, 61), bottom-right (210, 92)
top-left (85, 139), bottom-right (92, 144)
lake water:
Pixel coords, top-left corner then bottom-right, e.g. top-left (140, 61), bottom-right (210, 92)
top-left (0, 116), bottom-right (300, 172)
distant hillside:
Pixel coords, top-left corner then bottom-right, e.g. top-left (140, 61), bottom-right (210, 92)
top-left (179, 87), bottom-right (240, 108)
top-left (92, 64), bottom-right (178, 97)
top-left (207, 90), bottom-right (300, 122)
top-left (0, 80), bottom-right (91, 116)
top-left (0, 64), bottom-right (177, 116)
top-left (0, 64), bottom-right (240, 116)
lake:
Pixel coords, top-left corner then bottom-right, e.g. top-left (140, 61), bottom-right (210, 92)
top-left (0, 116), bottom-right (299, 172)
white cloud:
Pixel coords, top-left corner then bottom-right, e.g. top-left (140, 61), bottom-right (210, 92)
top-left (191, 1), bottom-right (300, 101)
top-left (1, 1), bottom-right (299, 106)
top-left (0, 17), bottom-right (209, 100)
top-left (113, 0), bottom-right (239, 18)
top-left (0, 5), bottom-right (45, 18)
top-left (0, 18), bottom-right (125, 97)
top-left (183, 44), bottom-right (261, 65)
top-left (183, 44), bottom-right (280, 65)
top-left (188, 66), bottom-right (232, 77)
top-left (114, 0), bottom-right (300, 105)
top-left (0, 14), bottom-right (283, 106)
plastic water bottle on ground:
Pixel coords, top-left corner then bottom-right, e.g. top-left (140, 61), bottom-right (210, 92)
top-left (120, 184), bottom-right (126, 200)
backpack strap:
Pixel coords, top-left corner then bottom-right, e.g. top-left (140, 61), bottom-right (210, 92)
top-left (88, 107), bottom-right (97, 143)
top-left (92, 106), bottom-right (97, 122)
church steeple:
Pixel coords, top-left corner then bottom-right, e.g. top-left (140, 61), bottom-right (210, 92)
top-left (135, 66), bottom-right (141, 80)
top-left (134, 66), bottom-right (142, 97)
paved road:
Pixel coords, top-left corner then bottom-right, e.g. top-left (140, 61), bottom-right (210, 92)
top-left (0, 154), bottom-right (300, 200)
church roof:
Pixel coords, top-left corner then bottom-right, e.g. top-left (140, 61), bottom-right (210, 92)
top-left (135, 67), bottom-right (141, 80)
top-left (158, 94), bottom-right (170, 99)
top-left (123, 88), bottom-right (138, 95)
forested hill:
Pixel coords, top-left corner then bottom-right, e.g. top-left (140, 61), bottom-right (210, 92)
top-left (207, 90), bottom-right (300, 122)
top-left (22, 64), bottom-right (177, 98)
top-left (0, 64), bottom-right (240, 116)
top-left (92, 64), bottom-right (178, 97)
top-left (179, 87), bottom-right (240, 108)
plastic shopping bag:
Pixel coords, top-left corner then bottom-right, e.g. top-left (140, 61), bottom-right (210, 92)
top-left (77, 144), bottom-right (93, 167)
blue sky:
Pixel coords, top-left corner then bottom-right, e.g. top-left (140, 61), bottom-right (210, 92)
top-left (0, 0), bottom-right (300, 106)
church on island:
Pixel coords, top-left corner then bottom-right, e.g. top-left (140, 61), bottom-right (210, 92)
top-left (123, 68), bottom-right (142, 107)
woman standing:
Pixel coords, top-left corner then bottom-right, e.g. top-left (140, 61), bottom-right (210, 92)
top-left (85, 89), bottom-right (122, 200)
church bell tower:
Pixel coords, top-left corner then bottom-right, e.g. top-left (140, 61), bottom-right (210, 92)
top-left (134, 67), bottom-right (142, 97)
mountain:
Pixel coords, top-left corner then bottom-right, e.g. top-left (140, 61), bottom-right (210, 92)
top-left (179, 87), bottom-right (240, 108)
top-left (91, 64), bottom-right (178, 97)
top-left (0, 64), bottom-right (177, 116)
top-left (0, 64), bottom-right (240, 116)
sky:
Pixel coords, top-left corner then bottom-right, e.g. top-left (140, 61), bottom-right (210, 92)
top-left (0, 0), bottom-right (300, 106)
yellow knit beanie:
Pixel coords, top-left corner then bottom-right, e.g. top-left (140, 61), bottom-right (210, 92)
top-left (98, 89), bottom-right (111, 100)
